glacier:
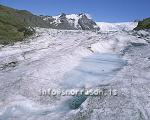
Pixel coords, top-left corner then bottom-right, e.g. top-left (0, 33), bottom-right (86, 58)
top-left (0, 23), bottom-right (150, 120)
top-left (96, 22), bottom-right (138, 32)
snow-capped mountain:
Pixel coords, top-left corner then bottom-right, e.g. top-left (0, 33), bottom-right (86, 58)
top-left (96, 22), bottom-right (138, 31)
top-left (41, 13), bottom-right (100, 30)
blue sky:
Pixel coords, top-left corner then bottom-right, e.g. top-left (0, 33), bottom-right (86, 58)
top-left (0, 0), bottom-right (150, 22)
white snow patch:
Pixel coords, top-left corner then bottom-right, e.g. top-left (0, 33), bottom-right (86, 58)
top-left (96, 22), bottom-right (138, 31)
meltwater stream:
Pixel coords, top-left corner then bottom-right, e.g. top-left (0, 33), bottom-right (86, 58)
top-left (0, 53), bottom-right (126, 120)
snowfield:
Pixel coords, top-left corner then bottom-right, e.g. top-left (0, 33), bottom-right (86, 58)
top-left (0, 23), bottom-right (150, 120)
top-left (96, 22), bottom-right (138, 32)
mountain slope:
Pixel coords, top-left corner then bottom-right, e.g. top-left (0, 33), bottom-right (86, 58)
top-left (134, 17), bottom-right (150, 30)
top-left (0, 4), bottom-right (50, 45)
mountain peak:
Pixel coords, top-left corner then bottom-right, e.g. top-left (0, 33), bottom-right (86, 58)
top-left (42, 13), bottom-right (99, 30)
top-left (60, 13), bottom-right (66, 17)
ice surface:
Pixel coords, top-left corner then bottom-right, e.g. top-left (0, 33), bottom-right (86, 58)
top-left (96, 22), bottom-right (138, 31)
top-left (0, 25), bottom-right (150, 120)
top-left (61, 53), bottom-right (126, 89)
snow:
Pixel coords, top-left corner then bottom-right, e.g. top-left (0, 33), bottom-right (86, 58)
top-left (66, 14), bottom-right (80, 28)
top-left (96, 22), bottom-right (138, 31)
top-left (61, 53), bottom-right (126, 89)
top-left (43, 13), bottom-right (93, 29)
top-left (0, 24), bottom-right (150, 120)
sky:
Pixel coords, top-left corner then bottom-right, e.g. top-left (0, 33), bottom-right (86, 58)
top-left (0, 0), bottom-right (150, 22)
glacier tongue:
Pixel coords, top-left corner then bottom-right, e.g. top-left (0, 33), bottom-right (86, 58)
top-left (0, 24), bottom-right (150, 120)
